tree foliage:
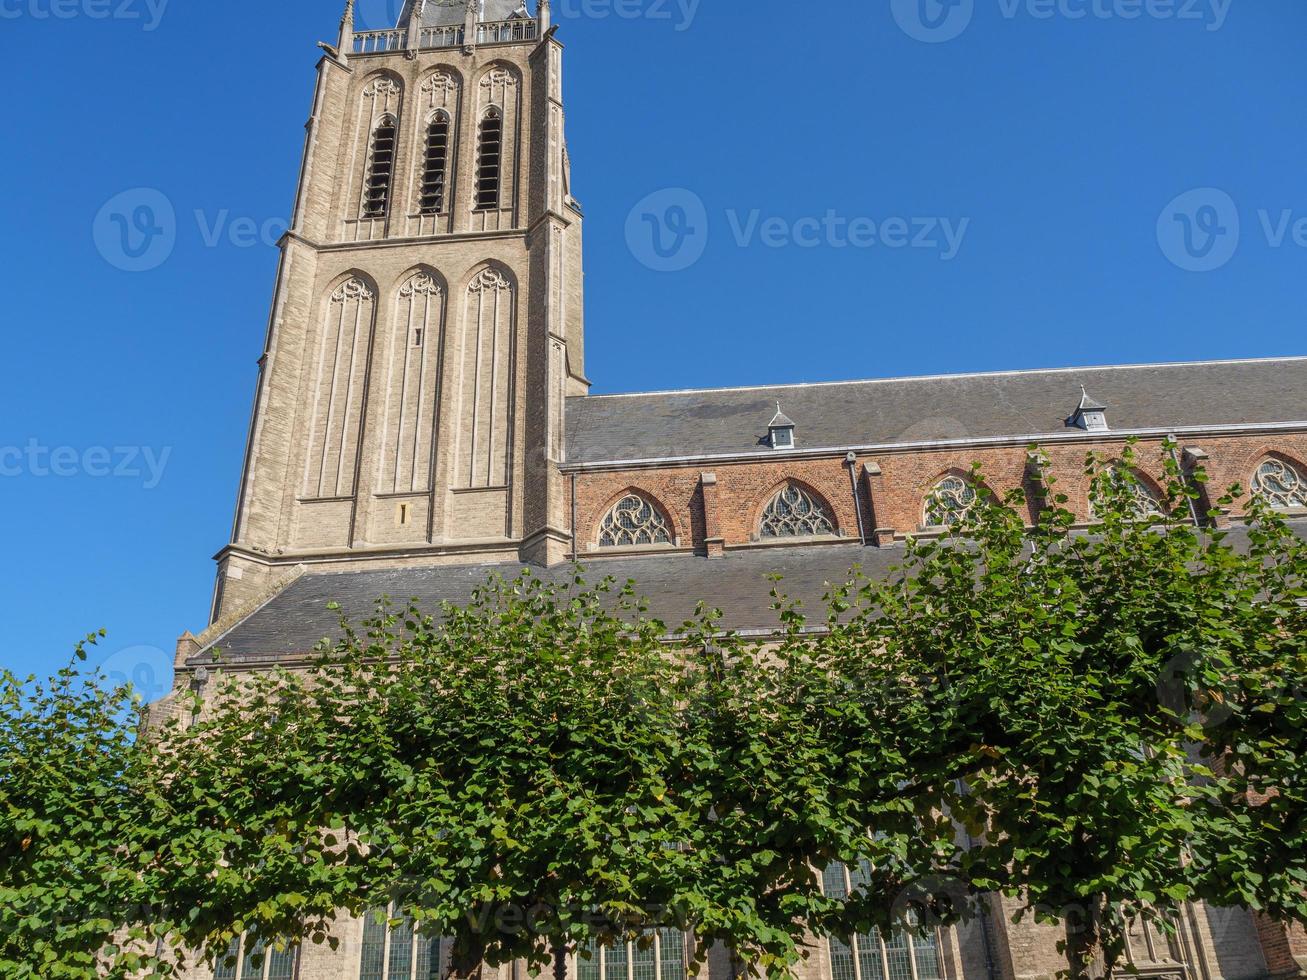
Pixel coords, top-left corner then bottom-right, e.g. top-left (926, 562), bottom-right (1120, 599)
top-left (1, 446), bottom-right (1304, 980)
top-left (0, 635), bottom-right (171, 979)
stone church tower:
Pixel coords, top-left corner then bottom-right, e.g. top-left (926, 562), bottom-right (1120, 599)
top-left (213, 0), bottom-right (585, 622)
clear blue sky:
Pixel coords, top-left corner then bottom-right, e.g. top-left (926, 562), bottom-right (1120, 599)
top-left (1, 0), bottom-right (1303, 688)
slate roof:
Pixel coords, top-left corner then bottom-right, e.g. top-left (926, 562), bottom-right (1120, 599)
top-left (194, 521), bottom-right (1307, 665)
top-left (398, 0), bottom-right (529, 28)
top-left (196, 544), bottom-right (904, 664)
top-left (564, 358), bottom-right (1307, 466)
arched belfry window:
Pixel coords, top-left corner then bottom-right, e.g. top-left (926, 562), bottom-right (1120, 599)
top-left (760, 483), bottom-right (836, 539)
top-left (475, 107), bottom-right (503, 211)
top-left (1251, 457), bottom-right (1307, 510)
top-left (924, 475), bottom-right (978, 529)
top-left (598, 494), bottom-right (673, 548)
top-left (418, 112), bottom-right (451, 215)
top-left (362, 115), bottom-right (398, 218)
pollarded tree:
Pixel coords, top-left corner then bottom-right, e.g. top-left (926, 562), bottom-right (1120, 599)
top-left (142, 572), bottom-right (942, 979)
top-left (832, 445), bottom-right (1307, 979)
top-left (0, 634), bottom-right (174, 980)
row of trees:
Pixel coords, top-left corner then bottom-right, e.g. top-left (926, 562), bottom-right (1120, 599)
top-left (2, 447), bottom-right (1304, 980)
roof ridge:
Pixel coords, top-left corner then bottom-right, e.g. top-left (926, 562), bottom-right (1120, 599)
top-left (571, 355), bottom-right (1307, 402)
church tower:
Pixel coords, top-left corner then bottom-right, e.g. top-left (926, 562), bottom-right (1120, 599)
top-left (212, 0), bottom-right (586, 621)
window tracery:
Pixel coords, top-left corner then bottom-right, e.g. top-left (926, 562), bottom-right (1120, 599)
top-left (760, 483), bottom-right (836, 538)
top-left (1252, 457), bottom-right (1307, 510)
top-left (598, 494), bottom-right (673, 548)
top-left (924, 475), bottom-right (978, 528)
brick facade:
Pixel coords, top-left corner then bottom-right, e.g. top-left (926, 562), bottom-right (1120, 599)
top-left (567, 436), bottom-right (1307, 561)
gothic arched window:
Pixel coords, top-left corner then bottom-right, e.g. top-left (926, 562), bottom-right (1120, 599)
top-left (598, 494), bottom-right (673, 548)
top-left (924, 475), bottom-right (978, 529)
top-left (418, 112), bottom-right (450, 215)
top-left (1252, 457), bottom-right (1307, 510)
top-left (304, 277), bottom-right (376, 499)
top-left (1105, 467), bottom-right (1166, 520)
top-left (577, 929), bottom-right (688, 980)
top-left (760, 483), bottom-right (836, 539)
top-left (211, 933), bottom-right (296, 980)
top-left (475, 107), bottom-right (503, 211)
top-left (822, 861), bottom-right (943, 980)
top-left (358, 905), bottom-right (445, 980)
top-left (362, 115), bottom-right (398, 218)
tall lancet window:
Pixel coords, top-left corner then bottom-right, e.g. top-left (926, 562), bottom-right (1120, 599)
top-left (457, 268), bottom-right (515, 489)
top-left (379, 272), bottom-right (445, 495)
top-left (211, 932), bottom-right (297, 980)
top-left (418, 112), bottom-right (451, 215)
top-left (358, 904), bottom-right (446, 980)
top-left (362, 115), bottom-right (398, 218)
top-left (475, 107), bottom-right (503, 211)
top-left (822, 861), bottom-right (943, 980)
top-left (303, 277), bottom-right (376, 499)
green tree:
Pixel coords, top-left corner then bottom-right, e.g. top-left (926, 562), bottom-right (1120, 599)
top-left (4, 447), bottom-right (1304, 980)
top-left (833, 445), bottom-right (1307, 978)
top-left (0, 634), bottom-right (171, 980)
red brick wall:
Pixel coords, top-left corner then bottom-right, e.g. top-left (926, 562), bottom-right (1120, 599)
top-left (565, 435), bottom-right (1307, 557)
top-left (1255, 915), bottom-right (1307, 979)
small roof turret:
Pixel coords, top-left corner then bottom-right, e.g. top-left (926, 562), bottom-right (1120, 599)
top-left (1067, 386), bottom-right (1110, 432)
top-left (768, 402), bottom-right (797, 449)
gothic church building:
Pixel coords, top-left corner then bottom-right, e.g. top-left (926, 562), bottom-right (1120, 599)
top-left (166, 2), bottom-right (1307, 979)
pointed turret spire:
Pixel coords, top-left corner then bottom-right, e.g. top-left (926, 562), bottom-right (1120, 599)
top-left (337, 0), bottom-right (355, 57)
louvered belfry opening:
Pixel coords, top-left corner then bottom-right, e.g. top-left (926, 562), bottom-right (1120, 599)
top-left (362, 116), bottom-right (398, 218)
top-left (418, 113), bottom-right (450, 215)
top-left (475, 108), bottom-right (503, 211)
